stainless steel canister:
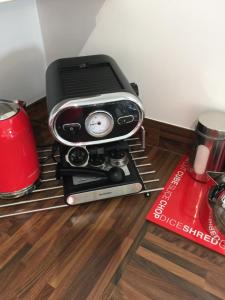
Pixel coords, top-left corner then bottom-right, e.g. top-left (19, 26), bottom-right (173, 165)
top-left (190, 111), bottom-right (225, 182)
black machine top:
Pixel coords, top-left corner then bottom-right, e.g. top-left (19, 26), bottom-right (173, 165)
top-left (46, 54), bottom-right (138, 112)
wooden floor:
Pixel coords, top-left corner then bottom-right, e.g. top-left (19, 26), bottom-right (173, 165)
top-left (0, 101), bottom-right (225, 300)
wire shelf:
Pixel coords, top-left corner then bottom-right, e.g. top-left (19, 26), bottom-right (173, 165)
top-left (0, 127), bottom-right (163, 218)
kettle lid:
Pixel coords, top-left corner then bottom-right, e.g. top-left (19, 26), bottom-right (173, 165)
top-left (0, 100), bottom-right (19, 121)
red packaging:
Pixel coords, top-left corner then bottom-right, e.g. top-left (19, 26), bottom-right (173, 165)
top-left (146, 156), bottom-right (225, 255)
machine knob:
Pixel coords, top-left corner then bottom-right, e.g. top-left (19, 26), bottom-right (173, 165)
top-left (108, 167), bottom-right (125, 183)
top-left (117, 115), bottom-right (134, 125)
top-left (62, 123), bottom-right (81, 133)
top-left (65, 146), bottom-right (89, 167)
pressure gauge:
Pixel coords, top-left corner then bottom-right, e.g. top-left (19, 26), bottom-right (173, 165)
top-left (85, 111), bottom-right (114, 138)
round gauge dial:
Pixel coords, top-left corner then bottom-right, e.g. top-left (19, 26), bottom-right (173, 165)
top-left (85, 111), bottom-right (114, 138)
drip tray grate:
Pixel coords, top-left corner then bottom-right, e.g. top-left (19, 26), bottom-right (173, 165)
top-left (0, 129), bottom-right (163, 218)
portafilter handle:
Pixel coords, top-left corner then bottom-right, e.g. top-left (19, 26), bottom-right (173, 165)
top-left (57, 166), bottom-right (125, 184)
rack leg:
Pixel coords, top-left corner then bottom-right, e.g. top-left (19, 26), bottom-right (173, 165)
top-left (140, 126), bottom-right (146, 149)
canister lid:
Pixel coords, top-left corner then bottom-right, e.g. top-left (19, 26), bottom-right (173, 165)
top-left (197, 111), bottom-right (225, 140)
top-left (0, 100), bottom-right (19, 121)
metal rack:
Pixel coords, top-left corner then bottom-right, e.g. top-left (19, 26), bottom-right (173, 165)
top-left (0, 127), bottom-right (163, 219)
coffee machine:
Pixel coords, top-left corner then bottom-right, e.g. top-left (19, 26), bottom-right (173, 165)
top-left (46, 55), bottom-right (145, 205)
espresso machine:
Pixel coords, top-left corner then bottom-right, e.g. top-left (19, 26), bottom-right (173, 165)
top-left (46, 55), bottom-right (145, 205)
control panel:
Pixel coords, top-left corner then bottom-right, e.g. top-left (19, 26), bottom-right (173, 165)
top-left (53, 99), bottom-right (142, 145)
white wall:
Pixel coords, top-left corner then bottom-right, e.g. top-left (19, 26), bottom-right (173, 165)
top-left (0, 0), bottom-right (46, 104)
top-left (81, 0), bottom-right (225, 129)
top-left (1, 0), bottom-right (224, 127)
top-left (36, 0), bottom-right (105, 65)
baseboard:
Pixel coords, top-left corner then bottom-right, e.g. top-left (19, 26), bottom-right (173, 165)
top-left (27, 98), bottom-right (195, 154)
top-left (26, 97), bottom-right (48, 122)
top-left (144, 118), bottom-right (195, 154)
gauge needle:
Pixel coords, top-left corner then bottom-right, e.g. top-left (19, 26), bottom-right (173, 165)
top-left (90, 123), bottom-right (101, 126)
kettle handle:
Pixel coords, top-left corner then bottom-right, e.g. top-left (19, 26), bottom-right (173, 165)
top-left (0, 99), bottom-right (27, 108)
top-left (13, 100), bottom-right (26, 108)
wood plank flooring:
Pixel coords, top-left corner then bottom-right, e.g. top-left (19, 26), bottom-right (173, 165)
top-left (104, 223), bottom-right (225, 300)
top-left (0, 100), bottom-right (224, 299)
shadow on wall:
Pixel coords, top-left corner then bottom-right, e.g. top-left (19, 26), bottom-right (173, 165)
top-left (36, 0), bottom-right (106, 64)
top-left (0, 47), bottom-right (46, 104)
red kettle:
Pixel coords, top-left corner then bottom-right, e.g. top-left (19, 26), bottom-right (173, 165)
top-left (0, 100), bottom-right (40, 198)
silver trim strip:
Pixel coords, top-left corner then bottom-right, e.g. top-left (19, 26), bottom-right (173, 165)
top-left (40, 178), bottom-right (57, 183)
top-left (37, 148), bottom-right (52, 153)
top-left (128, 143), bottom-right (142, 147)
top-left (49, 92), bottom-right (144, 146)
top-left (42, 170), bottom-right (56, 174)
top-left (139, 171), bottom-right (156, 175)
top-left (39, 154), bottom-right (60, 160)
top-left (139, 187), bottom-right (164, 194)
top-left (126, 137), bottom-right (140, 141)
top-left (66, 182), bottom-right (142, 205)
top-left (132, 156), bottom-right (148, 161)
top-left (141, 126), bottom-right (146, 149)
top-left (33, 186), bottom-right (63, 193)
top-left (0, 204), bottom-right (68, 219)
top-left (41, 162), bottom-right (57, 167)
top-left (143, 179), bottom-right (159, 183)
top-left (130, 149), bottom-right (145, 154)
top-left (0, 195), bottom-right (64, 208)
top-left (136, 163), bottom-right (152, 167)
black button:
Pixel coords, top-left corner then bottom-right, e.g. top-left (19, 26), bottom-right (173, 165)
top-left (117, 115), bottom-right (134, 125)
top-left (62, 123), bottom-right (81, 133)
